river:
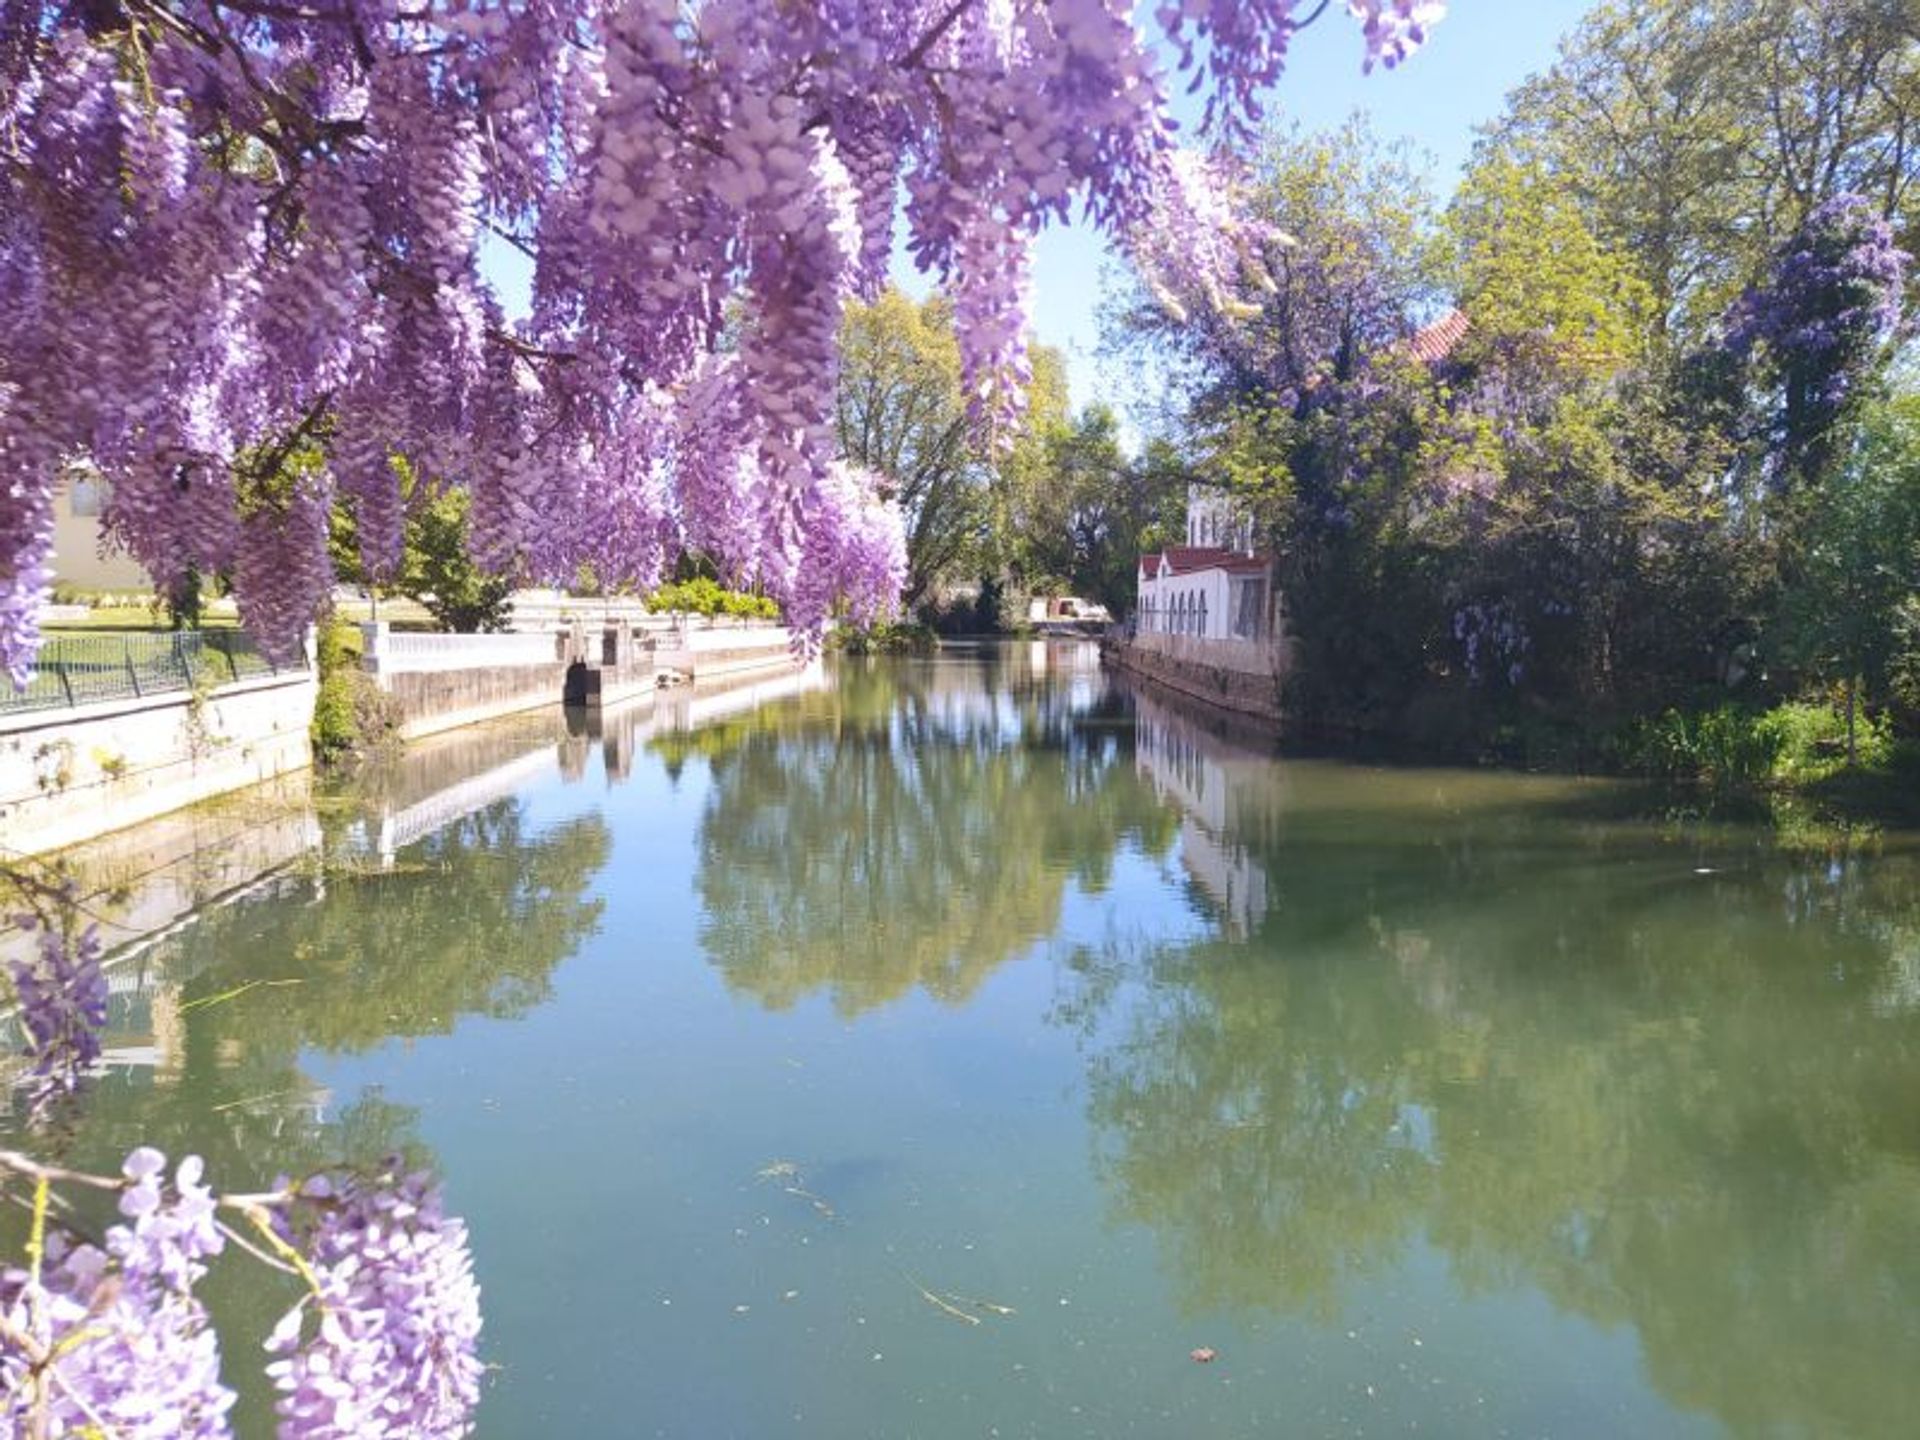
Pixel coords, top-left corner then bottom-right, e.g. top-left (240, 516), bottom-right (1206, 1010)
top-left (6, 641), bottom-right (1919, 1438)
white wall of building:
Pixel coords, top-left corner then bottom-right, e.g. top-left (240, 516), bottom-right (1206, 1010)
top-left (51, 473), bottom-right (149, 592)
top-left (1139, 564), bottom-right (1235, 638)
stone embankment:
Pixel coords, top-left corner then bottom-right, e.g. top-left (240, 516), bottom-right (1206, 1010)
top-left (1101, 630), bottom-right (1290, 726)
top-left (361, 617), bottom-right (800, 739)
top-left (1, 667), bottom-right (316, 856)
top-left (1, 616), bottom-right (801, 857)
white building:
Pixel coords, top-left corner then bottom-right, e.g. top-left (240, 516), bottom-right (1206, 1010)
top-left (1135, 485), bottom-right (1276, 641)
top-left (51, 471), bottom-right (147, 593)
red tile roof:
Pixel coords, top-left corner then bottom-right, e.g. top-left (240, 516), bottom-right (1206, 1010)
top-left (1139, 546), bottom-right (1272, 578)
top-left (1405, 308), bottom-right (1470, 365)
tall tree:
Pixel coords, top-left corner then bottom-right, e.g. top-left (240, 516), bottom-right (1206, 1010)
top-left (1727, 192), bottom-right (1909, 495)
top-left (1485, 0), bottom-right (1920, 338)
top-left (1123, 118), bottom-right (1442, 407)
top-left (1779, 396), bottom-right (1920, 758)
top-left (835, 291), bottom-right (985, 610)
top-left (1012, 406), bottom-right (1181, 612)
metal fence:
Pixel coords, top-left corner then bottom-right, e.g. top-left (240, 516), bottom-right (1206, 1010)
top-left (0, 630), bottom-right (300, 717)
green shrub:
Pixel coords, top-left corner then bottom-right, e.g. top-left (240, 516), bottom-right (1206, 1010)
top-left (1617, 699), bottom-right (1893, 789)
top-left (1618, 705), bottom-right (1782, 789)
top-left (310, 618), bottom-right (397, 764)
top-left (644, 577), bottom-right (779, 619)
top-left (829, 621), bottom-right (939, 655)
top-left (1756, 701), bottom-right (1892, 781)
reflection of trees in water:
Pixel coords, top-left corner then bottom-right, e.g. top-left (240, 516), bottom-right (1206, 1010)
top-left (1066, 757), bottom-right (1920, 1437)
top-left (20, 799), bottom-right (607, 1190)
top-left (684, 658), bottom-right (1180, 1016)
top-left (173, 800), bottom-right (610, 1055)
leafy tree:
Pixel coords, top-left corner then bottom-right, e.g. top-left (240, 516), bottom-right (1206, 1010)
top-left (835, 291), bottom-right (986, 609)
top-left (1008, 406), bottom-right (1184, 613)
top-left (1780, 397), bottom-right (1920, 758)
top-left (1448, 155), bottom-right (1655, 383)
top-left (332, 461), bottom-right (514, 633)
top-left (1121, 118), bottom-right (1442, 409)
top-left (1485, 0), bottom-right (1920, 338)
top-left (1727, 193), bottom-right (1908, 495)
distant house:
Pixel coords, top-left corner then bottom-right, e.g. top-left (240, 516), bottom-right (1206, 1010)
top-left (1027, 595), bottom-right (1111, 625)
top-left (1135, 485), bottom-right (1277, 643)
top-left (50, 470), bottom-right (147, 593)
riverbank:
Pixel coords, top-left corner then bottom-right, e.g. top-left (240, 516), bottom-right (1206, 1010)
top-left (1102, 632), bottom-right (1920, 833)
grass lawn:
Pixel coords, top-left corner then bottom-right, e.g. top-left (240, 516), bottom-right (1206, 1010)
top-left (43, 605), bottom-right (239, 631)
top-left (42, 597), bottom-right (435, 633)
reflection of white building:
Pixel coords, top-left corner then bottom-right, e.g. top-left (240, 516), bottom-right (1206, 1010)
top-left (1132, 690), bottom-right (1271, 938)
top-left (1135, 485), bottom-right (1277, 641)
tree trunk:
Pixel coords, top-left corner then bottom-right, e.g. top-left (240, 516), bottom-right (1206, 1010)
top-left (1846, 675), bottom-right (1857, 767)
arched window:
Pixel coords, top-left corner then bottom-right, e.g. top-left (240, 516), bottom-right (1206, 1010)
top-left (1198, 592), bottom-right (1207, 638)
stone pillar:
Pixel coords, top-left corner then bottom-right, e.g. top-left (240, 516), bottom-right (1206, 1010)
top-left (359, 620), bottom-right (390, 674)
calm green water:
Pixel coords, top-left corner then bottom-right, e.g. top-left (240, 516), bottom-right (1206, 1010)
top-left (10, 643), bottom-right (1920, 1438)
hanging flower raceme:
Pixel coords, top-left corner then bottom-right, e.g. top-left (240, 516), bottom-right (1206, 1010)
top-left (5, 912), bottom-right (104, 1094)
top-left (0, 0), bottom-right (1443, 679)
top-left (264, 1161), bottom-right (484, 1440)
top-left (0, 1147), bottom-right (484, 1440)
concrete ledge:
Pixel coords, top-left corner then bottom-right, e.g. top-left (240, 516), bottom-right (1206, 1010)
top-left (0, 671), bottom-right (317, 856)
top-left (379, 663), bottom-right (573, 741)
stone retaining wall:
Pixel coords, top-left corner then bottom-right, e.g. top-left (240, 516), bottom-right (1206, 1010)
top-left (1103, 632), bottom-right (1288, 725)
top-left (376, 661), bottom-right (577, 741)
top-left (0, 670), bottom-right (317, 856)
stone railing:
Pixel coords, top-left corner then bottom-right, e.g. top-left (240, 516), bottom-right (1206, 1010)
top-left (361, 625), bottom-right (564, 674)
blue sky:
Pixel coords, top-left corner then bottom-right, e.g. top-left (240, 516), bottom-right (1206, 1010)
top-left (976, 0), bottom-right (1597, 411)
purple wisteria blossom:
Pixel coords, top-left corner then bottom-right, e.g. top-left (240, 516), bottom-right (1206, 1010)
top-left (1, 1), bottom-right (1443, 681)
top-left (1726, 193), bottom-right (1908, 486)
top-left (265, 1161), bottom-right (484, 1440)
top-left (6, 912), bottom-right (105, 1095)
top-left (0, 1150), bottom-right (236, 1439)
top-left (0, 1149), bottom-right (486, 1439)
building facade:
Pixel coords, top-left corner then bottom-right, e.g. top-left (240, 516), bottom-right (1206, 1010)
top-left (1135, 485), bottom-right (1276, 642)
top-left (51, 471), bottom-right (148, 592)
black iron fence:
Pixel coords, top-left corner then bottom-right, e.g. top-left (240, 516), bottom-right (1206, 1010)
top-left (1, 630), bottom-right (301, 717)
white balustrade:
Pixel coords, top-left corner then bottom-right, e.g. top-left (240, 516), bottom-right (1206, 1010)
top-left (361, 624), bottom-right (562, 674)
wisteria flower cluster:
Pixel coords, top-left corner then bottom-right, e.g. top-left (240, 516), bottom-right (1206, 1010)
top-left (0, 1147), bottom-right (484, 1440)
top-left (0, 0), bottom-right (1443, 682)
top-left (5, 910), bottom-right (105, 1096)
top-left (1452, 599), bottom-right (1530, 686)
top-left (1725, 192), bottom-right (1909, 485)
top-left (265, 1160), bottom-right (485, 1440)
top-left (1, 1149), bottom-right (237, 1438)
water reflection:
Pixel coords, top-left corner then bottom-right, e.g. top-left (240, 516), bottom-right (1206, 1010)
top-left (1132, 688), bottom-right (1282, 937)
top-left (1074, 681), bottom-right (1920, 1438)
top-left (8, 648), bottom-right (1920, 1437)
top-left (675, 647), bottom-right (1179, 1016)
